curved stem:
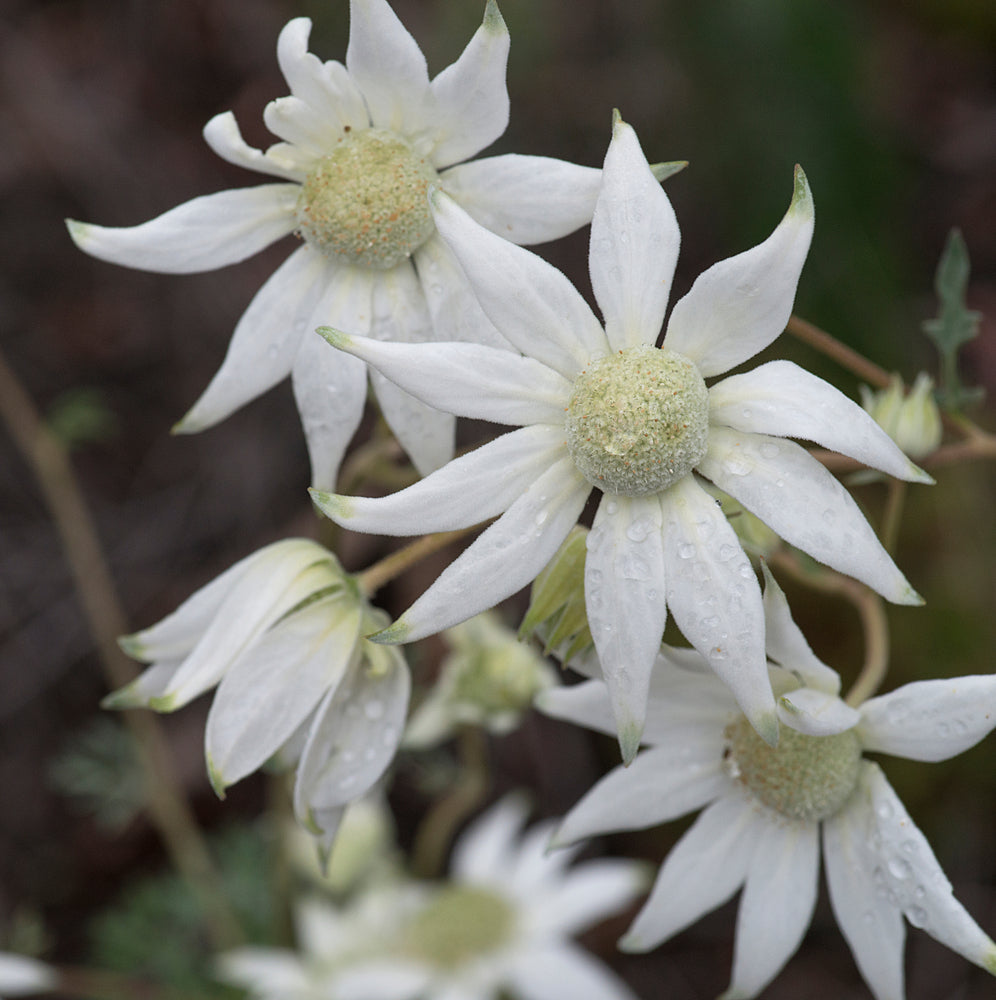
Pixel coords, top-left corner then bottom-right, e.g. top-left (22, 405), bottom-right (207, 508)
top-left (0, 348), bottom-right (243, 951)
top-left (881, 479), bottom-right (907, 555)
top-left (785, 314), bottom-right (893, 388)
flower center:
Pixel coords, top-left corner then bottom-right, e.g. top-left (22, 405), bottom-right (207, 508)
top-left (564, 344), bottom-right (709, 496)
top-left (724, 717), bottom-right (862, 822)
top-left (295, 129), bottom-right (437, 269)
top-left (403, 886), bottom-right (515, 969)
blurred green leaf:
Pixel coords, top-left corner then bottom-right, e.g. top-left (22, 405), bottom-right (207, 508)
top-left (45, 387), bottom-right (118, 448)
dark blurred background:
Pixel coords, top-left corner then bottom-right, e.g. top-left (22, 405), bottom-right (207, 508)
top-left (1, 0), bottom-right (995, 997)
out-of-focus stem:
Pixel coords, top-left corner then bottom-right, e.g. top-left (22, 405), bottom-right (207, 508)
top-left (785, 314), bottom-right (893, 388)
top-left (881, 479), bottom-right (907, 554)
top-left (0, 348), bottom-right (242, 951)
top-left (56, 965), bottom-right (219, 1000)
top-left (357, 525), bottom-right (483, 597)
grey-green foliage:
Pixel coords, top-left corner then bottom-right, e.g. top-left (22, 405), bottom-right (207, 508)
top-left (922, 228), bottom-right (984, 411)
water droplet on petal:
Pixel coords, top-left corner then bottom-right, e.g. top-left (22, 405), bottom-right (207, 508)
top-left (759, 442), bottom-right (780, 459)
top-left (888, 858), bottom-right (911, 880)
top-left (678, 543), bottom-right (696, 559)
top-left (363, 700), bottom-right (384, 720)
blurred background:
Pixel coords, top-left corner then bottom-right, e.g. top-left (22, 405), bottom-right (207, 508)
top-left (1, 0), bottom-right (995, 997)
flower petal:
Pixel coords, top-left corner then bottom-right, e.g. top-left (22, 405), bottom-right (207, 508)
top-left (507, 944), bottom-right (638, 1000)
top-left (66, 184), bottom-right (299, 274)
top-left (378, 458), bottom-right (591, 644)
top-left (318, 329), bottom-right (572, 425)
top-left (858, 675), bottom-right (996, 762)
top-left (205, 594), bottom-right (362, 792)
top-left (346, 0), bottom-right (430, 135)
top-left (708, 361), bottom-right (932, 483)
top-left (700, 427), bottom-right (922, 605)
top-left (823, 778), bottom-right (906, 1000)
top-left (529, 860), bottom-right (647, 938)
top-left (860, 763), bottom-right (996, 978)
top-left (441, 154), bottom-right (600, 245)
top-left (585, 494), bottom-right (668, 762)
top-left (778, 688), bottom-right (860, 736)
top-left (263, 95), bottom-right (344, 159)
top-left (536, 678), bottom-right (620, 739)
top-left (724, 818), bottom-right (819, 999)
top-left (664, 167), bottom-right (814, 377)
top-left (294, 645), bottom-right (410, 832)
top-left (292, 268), bottom-right (374, 490)
top-left (426, 0), bottom-right (509, 168)
top-left (760, 563), bottom-right (840, 694)
top-left (619, 792), bottom-right (763, 951)
top-left (430, 189), bottom-right (607, 377)
top-left (312, 424), bottom-right (567, 535)
top-left (660, 475), bottom-right (777, 745)
top-left (0, 954), bottom-right (58, 996)
top-left (589, 117), bottom-right (679, 353)
top-left (203, 111), bottom-right (306, 182)
top-left (173, 245), bottom-right (328, 432)
top-left (451, 793), bottom-right (528, 883)
top-left (553, 744), bottom-right (728, 846)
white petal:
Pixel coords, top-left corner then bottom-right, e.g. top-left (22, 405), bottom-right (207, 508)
top-left (589, 118), bottom-right (679, 353)
top-left (823, 780), bottom-right (906, 1000)
top-left (263, 94), bottom-right (343, 159)
top-left (293, 267), bottom-right (374, 490)
top-left (642, 655), bottom-right (741, 739)
top-left (203, 111), bottom-right (306, 181)
top-left (441, 154), bottom-right (600, 246)
top-left (175, 245), bottom-right (327, 432)
top-left (321, 329), bottom-right (572, 425)
top-left (659, 475), bottom-right (777, 745)
top-left (379, 458), bottom-right (591, 643)
top-left (664, 167), bottom-right (814, 377)
top-left (709, 361), bottom-right (932, 483)
top-left (620, 793), bottom-right (763, 951)
top-left (334, 961), bottom-right (432, 1000)
top-left (451, 794), bottom-right (528, 883)
top-left (430, 189), bottom-right (607, 377)
top-left (778, 688), bottom-right (860, 736)
top-left (294, 645), bottom-right (410, 831)
top-left (215, 949), bottom-right (312, 993)
top-left (0, 954), bottom-right (58, 995)
top-left (553, 744), bottom-right (728, 846)
top-left (275, 18), bottom-right (368, 132)
top-left (313, 424), bottom-right (566, 535)
top-left (507, 945), bottom-right (638, 1000)
top-left (861, 763), bottom-right (996, 979)
top-left (529, 861), bottom-right (646, 938)
top-left (725, 819), bottom-right (819, 999)
top-left (700, 427), bottom-right (922, 605)
top-left (427, 1), bottom-right (509, 168)
top-left (346, 0), bottom-right (430, 134)
top-left (103, 658), bottom-right (183, 709)
top-left (66, 184), bottom-right (299, 273)
top-left (205, 595), bottom-right (362, 791)
top-left (536, 678), bottom-right (619, 739)
top-left (858, 675), bottom-right (996, 762)
top-left (585, 494), bottom-right (668, 761)
top-left (760, 563), bottom-right (840, 694)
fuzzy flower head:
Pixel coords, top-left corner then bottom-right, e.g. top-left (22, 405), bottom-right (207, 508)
top-left (110, 538), bottom-right (409, 851)
top-left (67, 0), bottom-right (608, 488)
top-left (218, 796), bottom-right (646, 1000)
top-left (314, 115), bottom-right (928, 761)
top-left (539, 569), bottom-right (996, 1000)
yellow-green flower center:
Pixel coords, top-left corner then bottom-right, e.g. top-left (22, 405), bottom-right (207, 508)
top-left (403, 886), bottom-right (515, 969)
top-left (564, 344), bottom-right (709, 496)
top-left (295, 128), bottom-right (437, 269)
top-left (724, 717), bottom-right (862, 822)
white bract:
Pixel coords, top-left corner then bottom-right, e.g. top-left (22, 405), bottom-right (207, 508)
top-left (67, 0), bottom-right (606, 488)
top-left (539, 570), bottom-right (996, 1000)
top-left (312, 115), bottom-right (928, 761)
top-left (109, 538), bottom-right (409, 850)
top-left (218, 796), bottom-right (645, 1000)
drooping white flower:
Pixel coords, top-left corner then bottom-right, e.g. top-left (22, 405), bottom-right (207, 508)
top-left (312, 114), bottom-right (928, 761)
top-left (66, 0), bottom-right (610, 488)
top-left (109, 538), bottom-right (409, 849)
top-left (403, 611), bottom-right (557, 748)
top-left (218, 796), bottom-right (646, 1000)
top-left (538, 570), bottom-right (996, 1000)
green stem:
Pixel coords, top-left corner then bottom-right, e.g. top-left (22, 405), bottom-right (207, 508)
top-left (0, 348), bottom-right (243, 951)
top-left (881, 479), bottom-right (907, 555)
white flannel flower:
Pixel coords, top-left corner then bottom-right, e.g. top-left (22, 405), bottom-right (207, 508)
top-left (67, 0), bottom-right (607, 488)
top-left (109, 538), bottom-right (409, 849)
top-left (220, 796), bottom-right (645, 1000)
top-left (313, 115), bottom-right (928, 761)
top-left (539, 570), bottom-right (996, 1000)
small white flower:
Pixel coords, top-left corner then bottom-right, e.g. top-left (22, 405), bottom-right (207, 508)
top-left (539, 570), bottom-right (996, 1000)
top-left (110, 538), bottom-right (409, 849)
top-left (403, 611), bottom-right (557, 748)
top-left (313, 114), bottom-right (928, 761)
top-left (67, 0), bottom-right (606, 488)
top-left (0, 954), bottom-right (57, 998)
top-left (218, 796), bottom-right (645, 1000)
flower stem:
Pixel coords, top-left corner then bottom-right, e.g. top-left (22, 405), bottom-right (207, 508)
top-left (0, 348), bottom-right (243, 951)
top-left (881, 479), bottom-right (907, 554)
top-left (785, 314), bottom-right (893, 388)
top-left (55, 965), bottom-right (219, 1000)
top-left (357, 525), bottom-right (484, 597)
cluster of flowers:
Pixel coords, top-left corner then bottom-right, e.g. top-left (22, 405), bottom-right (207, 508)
top-left (59, 1), bottom-right (993, 997)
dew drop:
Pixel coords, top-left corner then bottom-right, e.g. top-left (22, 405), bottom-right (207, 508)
top-left (363, 700), bottom-right (384, 720)
top-left (876, 801), bottom-right (894, 820)
top-left (759, 442), bottom-right (780, 459)
top-left (722, 455), bottom-right (753, 476)
top-left (604, 500), bottom-right (619, 516)
top-left (702, 615), bottom-right (721, 628)
top-left (678, 543), bottom-right (696, 559)
top-left (621, 555), bottom-right (650, 580)
top-left (887, 858), bottom-right (911, 880)
top-left (907, 906), bottom-right (929, 929)
top-left (741, 408), bottom-right (752, 420)
top-left (718, 544), bottom-right (738, 561)
top-left (822, 508), bottom-right (836, 525)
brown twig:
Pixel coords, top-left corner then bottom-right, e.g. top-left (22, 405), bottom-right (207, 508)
top-left (785, 314), bottom-right (893, 388)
